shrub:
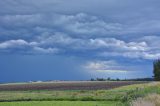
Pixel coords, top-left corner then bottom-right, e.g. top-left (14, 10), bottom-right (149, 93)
top-left (153, 59), bottom-right (160, 81)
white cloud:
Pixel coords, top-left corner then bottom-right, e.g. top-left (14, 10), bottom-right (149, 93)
top-left (84, 60), bottom-right (128, 73)
top-left (101, 51), bottom-right (160, 60)
top-left (0, 34), bottom-right (158, 60)
top-left (38, 32), bottom-right (79, 46)
top-left (0, 39), bottom-right (29, 49)
top-left (33, 47), bottom-right (59, 54)
top-left (36, 33), bottom-right (149, 52)
top-left (0, 39), bottom-right (39, 49)
top-left (84, 60), bottom-right (117, 70)
top-left (0, 39), bottom-right (59, 54)
top-left (96, 70), bottom-right (128, 73)
top-left (89, 38), bottom-right (148, 51)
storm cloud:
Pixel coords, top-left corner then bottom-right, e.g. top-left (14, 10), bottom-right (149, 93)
top-left (0, 0), bottom-right (159, 81)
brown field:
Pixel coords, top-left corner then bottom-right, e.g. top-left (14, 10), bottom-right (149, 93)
top-left (0, 81), bottom-right (148, 91)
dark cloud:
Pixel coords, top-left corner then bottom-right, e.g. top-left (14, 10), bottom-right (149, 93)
top-left (0, 0), bottom-right (159, 80)
top-left (0, 11), bottom-right (159, 60)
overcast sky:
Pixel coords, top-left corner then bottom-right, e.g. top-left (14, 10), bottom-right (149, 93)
top-left (0, 0), bottom-right (159, 82)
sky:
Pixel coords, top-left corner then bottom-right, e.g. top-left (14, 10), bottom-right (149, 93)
top-left (0, 0), bottom-right (160, 82)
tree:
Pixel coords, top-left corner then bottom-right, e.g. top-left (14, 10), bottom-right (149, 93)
top-left (90, 78), bottom-right (95, 81)
top-left (116, 78), bottom-right (120, 81)
top-left (153, 59), bottom-right (160, 81)
top-left (96, 78), bottom-right (106, 81)
top-left (107, 77), bottom-right (111, 81)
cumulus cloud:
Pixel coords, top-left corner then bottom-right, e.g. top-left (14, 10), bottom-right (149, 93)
top-left (0, 0), bottom-right (160, 61)
top-left (84, 60), bottom-right (128, 73)
top-left (89, 38), bottom-right (148, 51)
top-left (0, 39), bottom-right (31, 49)
top-left (0, 33), bottom-right (158, 59)
top-left (36, 32), bottom-right (149, 52)
top-left (0, 39), bottom-right (59, 54)
top-left (100, 50), bottom-right (160, 60)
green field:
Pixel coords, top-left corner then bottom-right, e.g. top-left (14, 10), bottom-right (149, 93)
top-left (0, 101), bottom-right (120, 106)
top-left (0, 82), bottom-right (160, 106)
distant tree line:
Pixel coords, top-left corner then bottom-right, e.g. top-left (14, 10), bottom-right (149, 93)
top-left (90, 77), bottom-right (153, 81)
top-left (90, 78), bottom-right (121, 81)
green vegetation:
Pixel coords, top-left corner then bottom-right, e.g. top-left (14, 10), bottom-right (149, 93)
top-left (0, 82), bottom-right (160, 106)
top-left (0, 101), bottom-right (119, 106)
top-left (153, 59), bottom-right (160, 81)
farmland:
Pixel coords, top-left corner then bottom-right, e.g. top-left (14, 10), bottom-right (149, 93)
top-left (0, 101), bottom-right (119, 106)
top-left (0, 81), bottom-right (160, 106)
top-left (0, 81), bottom-right (146, 91)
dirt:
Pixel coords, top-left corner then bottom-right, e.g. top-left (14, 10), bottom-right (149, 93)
top-left (0, 81), bottom-right (148, 91)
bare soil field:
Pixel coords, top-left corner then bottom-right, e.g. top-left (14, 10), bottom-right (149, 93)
top-left (0, 81), bottom-right (148, 91)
